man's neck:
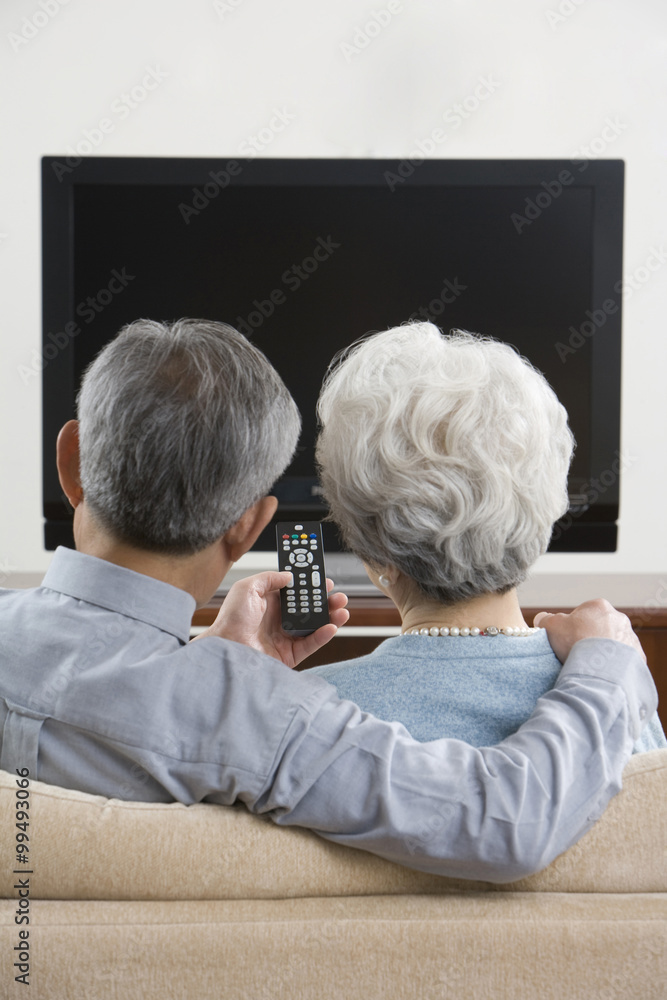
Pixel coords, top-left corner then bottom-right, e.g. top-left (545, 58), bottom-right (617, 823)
top-left (72, 502), bottom-right (230, 607)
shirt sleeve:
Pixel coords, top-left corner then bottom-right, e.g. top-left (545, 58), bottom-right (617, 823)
top-left (632, 712), bottom-right (667, 753)
top-left (249, 637), bottom-right (657, 883)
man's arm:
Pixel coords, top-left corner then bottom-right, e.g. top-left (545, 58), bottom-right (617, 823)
top-left (249, 636), bottom-right (654, 882)
top-left (203, 581), bottom-right (657, 882)
top-left (204, 574), bottom-right (657, 882)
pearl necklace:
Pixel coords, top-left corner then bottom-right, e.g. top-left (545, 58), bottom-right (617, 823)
top-left (402, 625), bottom-right (541, 637)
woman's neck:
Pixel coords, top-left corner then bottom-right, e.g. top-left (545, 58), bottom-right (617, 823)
top-left (395, 584), bottom-right (529, 634)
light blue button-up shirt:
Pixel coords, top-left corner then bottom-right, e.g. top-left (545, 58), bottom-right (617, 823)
top-left (0, 547), bottom-right (657, 882)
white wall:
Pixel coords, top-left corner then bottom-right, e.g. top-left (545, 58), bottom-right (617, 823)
top-left (1, 0), bottom-right (666, 577)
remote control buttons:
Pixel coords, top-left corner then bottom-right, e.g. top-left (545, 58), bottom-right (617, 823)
top-left (277, 521), bottom-right (328, 634)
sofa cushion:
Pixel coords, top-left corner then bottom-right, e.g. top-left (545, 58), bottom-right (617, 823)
top-left (1, 750), bottom-right (665, 900)
top-left (1, 895), bottom-right (666, 1000)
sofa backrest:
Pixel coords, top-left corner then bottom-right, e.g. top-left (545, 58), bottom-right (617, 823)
top-left (1, 750), bottom-right (665, 900)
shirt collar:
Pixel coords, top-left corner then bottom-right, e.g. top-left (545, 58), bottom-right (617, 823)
top-left (41, 547), bottom-right (197, 643)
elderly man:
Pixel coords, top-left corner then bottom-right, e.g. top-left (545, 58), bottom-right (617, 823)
top-left (0, 318), bottom-right (655, 882)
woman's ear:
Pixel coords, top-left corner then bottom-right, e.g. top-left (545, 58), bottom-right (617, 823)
top-left (363, 562), bottom-right (397, 591)
top-left (223, 496), bottom-right (278, 563)
top-left (56, 420), bottom-right (84, 508)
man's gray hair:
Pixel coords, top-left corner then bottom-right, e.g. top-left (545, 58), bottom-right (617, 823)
top-left (316, 323), bottom-right (575, 605)
top-left (77, 318), bottom-right (301, 554)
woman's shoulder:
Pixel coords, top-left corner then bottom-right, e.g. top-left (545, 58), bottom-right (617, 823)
top-left (309, 629), bottom-right (561, 678)
top-left (308, 636), bottom-right (404, 679)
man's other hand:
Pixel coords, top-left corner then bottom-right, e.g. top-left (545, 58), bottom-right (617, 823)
top-left (193, 571), bottom-right (349, 668)
top-left (534, 598), bottom-right (646, 664)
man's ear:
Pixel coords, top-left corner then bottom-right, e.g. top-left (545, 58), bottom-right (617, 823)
top-left (56, 420), bottom-right (83, 508)
top-left (223, 496), bottom-right (278, 563)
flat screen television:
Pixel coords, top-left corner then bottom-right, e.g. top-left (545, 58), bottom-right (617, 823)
top-left (41, 156), bottom-right (624, 553)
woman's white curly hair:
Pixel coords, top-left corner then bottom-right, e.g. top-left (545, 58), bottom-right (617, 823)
top-left (316, 322), bottom-right (574, 604)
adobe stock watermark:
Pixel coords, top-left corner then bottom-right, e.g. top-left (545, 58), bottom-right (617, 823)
top-left (556, 246), bottom-right (667, 362)
top-left (407, 276), bottom-right (468, 323)
top-left (614, 245), bottom-right (667, 301)
top-left (212, 0), bottom-right (247, 17)
top-left (51, 66), bottom-right (169, 181)
top-left (549, 449), bottom-right (637, 544)
top-left (384, 75), bottom-right (501, 192)
top-left (237, 107), bottom-right (296, 158)
top-left (8, 0), bottom-right (72, 54)
top-left (17, 267), bottom-right (135, 385)
top-left (38, 615), bottom-right (183, 818)
top-left (339, 2), bottom-right (404, 63)
top-left (40, 617), bottom-right (128, 705)
top-left (555, 298), bottom-right (619, 363)
top-left (235, 235), bottom-right (340, 336)
top-left (0, 558), bottom-right (16, 588)
top-left (545, 0), bottom-right (588, 31)
top-left (178, 107), bottom-right (296, 224)
top-left (404, 803), bottom-right (456, 857)
top-left (571, 637), bottom-right (636, 681)
top-left (511, 116), bottom-right (627, 234)
top-left (251, 899), bottom-right (351, 998)
top-left (570, 115), bottom-right (628, 160)
top-left (631, 579), bottom-right (667, 630)
top-left (591, 942), bottom-right (667, 1000)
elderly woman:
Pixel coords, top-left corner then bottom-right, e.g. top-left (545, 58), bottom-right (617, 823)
top-left (311, 323), bottom-right (665, 752)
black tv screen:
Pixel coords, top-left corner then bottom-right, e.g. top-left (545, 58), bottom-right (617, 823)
top-left (42, 157), bottom-right (624, 552)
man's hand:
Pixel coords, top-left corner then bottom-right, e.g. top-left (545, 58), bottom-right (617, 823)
top-left (193, 571), bottom-right (350, 668)
top-left (534, 598), bottom-right (646, 664)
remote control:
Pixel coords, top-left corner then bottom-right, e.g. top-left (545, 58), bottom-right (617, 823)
top-left (276, 521), bottom-right (330, 636)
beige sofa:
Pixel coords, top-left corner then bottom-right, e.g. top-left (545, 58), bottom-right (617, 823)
top-left (1, 750), bottom-right (665, 1000)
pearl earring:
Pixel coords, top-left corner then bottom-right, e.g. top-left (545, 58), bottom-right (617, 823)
top-left (379, 574), bottom-right (391, 588)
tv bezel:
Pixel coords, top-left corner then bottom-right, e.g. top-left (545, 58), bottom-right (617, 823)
top-left (41, 156), bottom-right (624, 553)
